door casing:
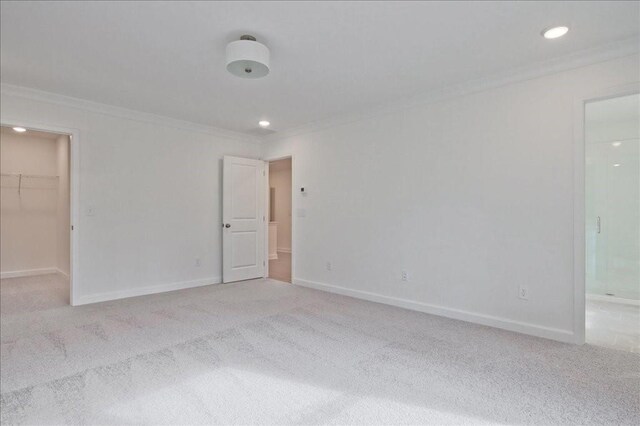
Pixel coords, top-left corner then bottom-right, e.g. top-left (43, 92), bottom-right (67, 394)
top-left (263, 155), bottom-right (295, 281)
top-left (573, 82), bottom-right (640, 344)
top-left (0, 118), bottom-right (80, 305)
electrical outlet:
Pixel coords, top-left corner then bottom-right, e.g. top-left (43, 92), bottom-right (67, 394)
top-left (518, 285), bottom-right (529, 300)
top-left (326, 261), bottom-right (332, 271)
top-left (195, 258), bottom-right (201, 267)
top-left (401, 271), bottom-right (409, 281)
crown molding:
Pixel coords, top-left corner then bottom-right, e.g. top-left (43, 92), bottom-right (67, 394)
top-left (0, 83), bottom-right (261, 144)
top-left (2, 36), bottom-right (637, 146)
top-left (264, 36), bottom-right (640, 143)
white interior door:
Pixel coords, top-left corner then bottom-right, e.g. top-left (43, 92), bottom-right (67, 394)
top-left (223, 156), bottom-right (265, 283)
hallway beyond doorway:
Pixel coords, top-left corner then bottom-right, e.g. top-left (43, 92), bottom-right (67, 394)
top-left (269, 251), bottom-right (291, 283)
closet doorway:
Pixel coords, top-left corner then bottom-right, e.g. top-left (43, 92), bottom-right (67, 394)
top-left (266, 157), bottom-right (292, 283)
top-left (0, 125), bottom-right (73, 307)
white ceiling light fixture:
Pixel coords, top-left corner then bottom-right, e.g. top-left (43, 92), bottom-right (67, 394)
top-left (12, 127), bottom-right (27, 133)
top-left (612, 141), bottom-right (622, 147)
top-left (542, 26), bottom-right (569, 39)
top-left (613, 163), bottom-right (621, 167)
top-left (226, 35), bottom-right (270, 79)
top-left (258, 120), bottom-right (270, 128)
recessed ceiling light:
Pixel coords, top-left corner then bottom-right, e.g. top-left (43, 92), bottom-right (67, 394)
top-left (12, 127), bottom-right (27, 133)
top-left (612, 141), bottom-right (622, 147)
top-left (258, 120), bottom-right (270, 128)
top-left (542, 26), bottom-right (569, 39)
top-left (613, 163), bottom-right (621, 167)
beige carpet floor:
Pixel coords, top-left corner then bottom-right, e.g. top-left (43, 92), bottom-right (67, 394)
top-left (1, 274), bottom-right (639, 425)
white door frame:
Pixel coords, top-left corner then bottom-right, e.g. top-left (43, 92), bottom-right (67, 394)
top-left (572, 81), bottom-right (639, 344)
top-left (0, 118), bottom-right (81, 306)
top-left (263, 154), bottom-right (294, 282)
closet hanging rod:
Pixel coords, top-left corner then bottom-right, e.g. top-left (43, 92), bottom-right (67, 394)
top-left (0, 173), bottom-right (59, 179)
top-left (1, 173), bottom-right (59, 195)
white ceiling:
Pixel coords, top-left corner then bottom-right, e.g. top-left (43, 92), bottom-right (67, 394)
top-left (1, 1), bottom-right (638, 136)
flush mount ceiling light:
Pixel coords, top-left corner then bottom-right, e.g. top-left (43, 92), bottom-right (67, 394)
top-left (612, 141), bottom-right (622, 147)
top-left (542, 26), bottom-right (569, 39)
top-left (258, 120), bottom-right (270, 128)
top-left (12, 127), bottom-right (27, 133)
top-left (226, 35), bottom-right (270, 79)
top-left (613, 163), bottom-right (621, 167)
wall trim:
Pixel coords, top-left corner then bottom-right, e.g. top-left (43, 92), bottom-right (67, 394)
top-left (3, 39), bottom-right (636, 147)
top-left (587, 293), bottom-right (640, 307)
top-left (0, 83), bottom-right (259, 144)
top-left (571, 82), bottom-right (640, 346)
top-left (75, 276), bottom-right (222, 306)
top-left (265, 37), bottom-right (639, 143)
top-left (56, 269), bottom-right (70, 279)
top-left (0, 118), bottom-right (81, 306)
top-left (294, 278), bottom-right (575, 344)
top-left (277, 247), bottom-right (292, 254)
top-left (1, 268), bottom-right (59, 279)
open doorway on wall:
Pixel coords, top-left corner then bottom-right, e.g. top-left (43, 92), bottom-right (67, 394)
top-left (267, 157), bottom-right (292, 283)
top-left (584, 93), bottom-right (639, 352)
top-left (0, 125), bottom-right (71, 307)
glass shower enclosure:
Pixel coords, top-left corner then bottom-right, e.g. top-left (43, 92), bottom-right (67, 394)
top-left (585, 93), bottom-right (640, 301)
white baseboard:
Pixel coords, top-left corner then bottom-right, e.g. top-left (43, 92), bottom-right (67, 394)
top-left (74, 276), bottom-right (222, 306)
top-left (293, 278), bottom-right (575, 344)
top-left (277, 248), bottom-right (292, 254)
top-left (1, 267), bottom-right (59, 279)
top-left (587, 293), bottom-right (640, 306)
top-left (56, 269), bottom-right (70, 279)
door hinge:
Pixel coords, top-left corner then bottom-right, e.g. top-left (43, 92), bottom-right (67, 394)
top-left (263, 216), bottom-right (265, 222)
top-left (263, 261), bottom-right (266, 266)
top-left (71, 225), bottom-right (74, 231)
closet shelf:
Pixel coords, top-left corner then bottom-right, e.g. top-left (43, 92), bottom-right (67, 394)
top-left (1, 173), bottom-right (59, 179)
top-left (0, 173), bottom-right (60, 194)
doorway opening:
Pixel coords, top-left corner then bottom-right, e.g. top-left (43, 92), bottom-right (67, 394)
top-left (584, 93), bottom-right (639, 352)
top-left (0, 125), bottom-right (72, 307)
top-left (267, 157), bottom-right (292, 283)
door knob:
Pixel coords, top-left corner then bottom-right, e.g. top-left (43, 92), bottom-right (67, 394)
top-left (224, 223), bottom-right (231, 228)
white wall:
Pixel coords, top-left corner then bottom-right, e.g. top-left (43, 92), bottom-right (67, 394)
top-left (56, 135), bottom-right (71, 276)
top-left (1, 87), bottom-right (260, 304)
top-left (269, 158), bottom-right (292, 252)
top-left (0, 131), bottom-right (59, 275)
top-left (263, 54), bottom-right (640, 342)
